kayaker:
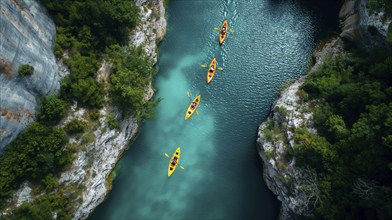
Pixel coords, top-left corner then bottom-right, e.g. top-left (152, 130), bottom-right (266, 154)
top-left (209, 65), bottom-right (215, 72)
top-left (190, 102), bottom-right (197, 110)
top-left (221, 27), bottom-right (226, 34)
top-left (171, 157), bottom-right (178, 166)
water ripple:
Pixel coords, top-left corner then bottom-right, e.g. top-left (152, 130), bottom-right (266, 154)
top-left (91, 0), bottom-right (338, 219)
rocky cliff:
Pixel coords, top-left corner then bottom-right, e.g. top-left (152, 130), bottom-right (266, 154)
top-left (257, 38), bottom-right (344, 218)
top-left (59, 2), bottom-right (166, 218)
top-left (0, 0), bottom-right (67, 151)
top-left (257, 0), bottom-right (391, 218)
top-left (1, 0), bottom-right (166, 219)
top-left (339, 0), bottom-right (391, 51)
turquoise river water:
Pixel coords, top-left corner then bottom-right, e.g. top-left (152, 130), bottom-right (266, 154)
top-left (91, 0), bottom-right (339, 219)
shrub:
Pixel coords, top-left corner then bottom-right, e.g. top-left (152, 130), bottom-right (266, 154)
top-left (265, 150), bottom-right (273, 160)
top-left (65, 118), bottom-right (86, 135)
top-left (42, 174), bottom-right (59, 191)
top-left (38, 94), bottom-right (68, 125)
top-left (61, 77), bottom-right (105, 108)
top-left (277, 106), bottom-right (289, 118)
top-left (107, 45), bottom-right (156, 118)
top-left (106, 113), bottom-right (120, 130)
top-left (89, 109), bottom-right (101, 121)
top-left (18, 64), bottom-right (34, 76)
top-left (293, 128), bottom-right (336, 173)
top-left (262, 120), bottom-right (285, 143)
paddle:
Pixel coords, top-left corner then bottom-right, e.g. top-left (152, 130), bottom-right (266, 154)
top-left (196, 111), bottom-right (199, 115)
top-left (166, 153), bottom-right (185, 168)
top-left (214, 27), bottom-right (234, 33)
top-left (201, 64), bottom-right (207, 68)
top-left (187, 91), bottom-right (190, 97)
top-left (218, 67), bottom-right (223, 71)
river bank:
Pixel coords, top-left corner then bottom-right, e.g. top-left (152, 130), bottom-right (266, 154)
top-left (90, 0), bottom-right (341, 219)
top-left (257, 0), bottom-right (391, 218)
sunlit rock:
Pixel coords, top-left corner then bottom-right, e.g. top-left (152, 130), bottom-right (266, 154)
top-left (257, 38), bottom-right (343, 218)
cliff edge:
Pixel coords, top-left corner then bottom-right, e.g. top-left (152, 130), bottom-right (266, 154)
top-left (257, 37), bottom-right (344, 218)
top-left (257, 0), bottom-right (390, 218)
top-left (0, 0), bottom-right (166, 219)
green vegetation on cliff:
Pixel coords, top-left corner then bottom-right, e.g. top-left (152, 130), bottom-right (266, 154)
top-left (106, 45), bottom-right (159, 120)
top-left (41, 0), bottom-right (140, 109)
top-left (0, 123), bottom-right (71, 204)
top-left (38, 95), bottom-right (68, 125)
top-left (294, 43), bottom-right (392, 218)
top-left (1, 0), bottom-right (159, 218)
top-left (17, 64), bottom-right (34, 76)
top-left (18, 64), bottom-right (34, 76)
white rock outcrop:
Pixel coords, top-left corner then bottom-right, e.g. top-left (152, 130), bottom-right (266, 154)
top-left (15, 182), bottom-right (32, 207)
top-left (58, 1), bottom-right (166, 219)
top-left (257, 1), bottom-right (392, 219)
top-left (1, 1), bottom-right (166, 219)
top-left (59, 104), bottom-right (139, 220)
top-left (258, 1), bottom-right (392, 218)
top-left (257, 38), bottom-right (343, 219)
top-left (130, 0), bottom-right (167, 63)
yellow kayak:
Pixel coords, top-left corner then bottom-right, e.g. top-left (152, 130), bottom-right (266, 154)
top-left (185, 95), bottom-right (201, 120)
top-left (168, 147), bottom-right (180, 177)
top-left (206, 58), bottom-right (217, 84)
top-left (219, 20), bottom-right (228, 45)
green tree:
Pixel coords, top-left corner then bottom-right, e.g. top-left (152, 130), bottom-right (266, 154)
top-left (38, 94), bottom-right (67, 125)
top-left (325, 114), bottom-right (349, 140)
top-left (297, 51), bottom-right (392, 218)
top-left (64, 118), bottom-right (86, 135)
top-left (18, 64), bottom-right (34, 76)
top-left (293, 128), bottom-right (336, 173)
top-left (107, 45), bottom-right (156, 118)
top-left (70, 78), bottom-right (105, 108)
top-left (106, 113), bottom-right (120, 130)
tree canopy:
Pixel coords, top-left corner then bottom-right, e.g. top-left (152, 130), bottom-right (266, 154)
top-left (0, 123), bottom-right (70, 206)
top-left (296, 45), bottom-right (392, 218)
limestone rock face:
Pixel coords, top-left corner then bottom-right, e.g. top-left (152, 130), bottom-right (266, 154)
top-left (59, 104), bottom-right (139, 220)
top-left (130, 0), bottom-right (167, 63)
top-left (339, 0), bottom-right (391, 51)
top-left (0, 1), bottom-right (166, 219)
top-left (257, 38), bottom-right (343, 219)
top-left (0, 0), bottom-right (64, 151)
top-left (1, 1), bottom-right (166, 219)
top-left (57, 1), bottom-right (167, 219)
top-left (258, 1), bottom-right (391, 218)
